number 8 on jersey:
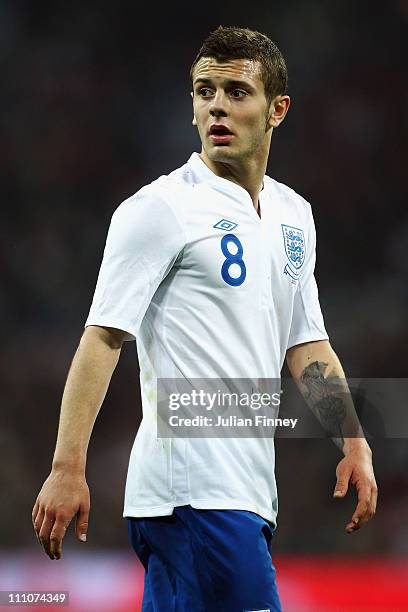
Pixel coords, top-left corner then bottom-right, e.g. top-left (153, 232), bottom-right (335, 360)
top-left (220, 234), bottom-right (246, 287)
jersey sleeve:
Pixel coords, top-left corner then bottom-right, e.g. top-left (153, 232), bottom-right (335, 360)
top-left (286, 205), bottom-right (329, 350)
top-left (84, 187), bottom-right (185, 341)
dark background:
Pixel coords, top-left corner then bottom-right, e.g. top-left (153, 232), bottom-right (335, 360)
top-left (1, 0), bottom-right (407, 559)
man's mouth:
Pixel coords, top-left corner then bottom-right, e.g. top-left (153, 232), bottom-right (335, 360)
top-left (209, 124), bottom-right (234, 144)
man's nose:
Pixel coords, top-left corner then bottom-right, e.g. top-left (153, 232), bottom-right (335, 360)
top-left (209, 90), bottom-right (228, 117)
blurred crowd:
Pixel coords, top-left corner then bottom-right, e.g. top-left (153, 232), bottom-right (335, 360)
top-left (1, 0), bottom-right (407, 555)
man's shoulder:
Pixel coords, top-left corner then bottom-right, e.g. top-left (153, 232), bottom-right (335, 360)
top-left (109, 161), bottom-right (193, 236)
top-left (119, 160), bottom-right (193, 210)
top-left (265, 175), bottom-right (313, 216)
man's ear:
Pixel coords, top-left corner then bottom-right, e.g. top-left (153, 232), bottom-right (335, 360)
top-left (190, 91), bottom-right (197, 125)
top-left (267, 95), bottom-right (291, 129)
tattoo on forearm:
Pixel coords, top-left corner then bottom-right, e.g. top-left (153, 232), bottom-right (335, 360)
top-left (300, 361), bottom-right (347, 449)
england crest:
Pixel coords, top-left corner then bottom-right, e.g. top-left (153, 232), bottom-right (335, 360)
top-left (281, 224), bottom-right (305, 280)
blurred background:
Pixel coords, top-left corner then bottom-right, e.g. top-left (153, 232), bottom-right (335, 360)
top-left (1, 0), bottom-right (407, 610)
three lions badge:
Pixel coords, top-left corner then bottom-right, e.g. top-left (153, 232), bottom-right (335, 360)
top-left (281, 224), bottom-right (305, 281)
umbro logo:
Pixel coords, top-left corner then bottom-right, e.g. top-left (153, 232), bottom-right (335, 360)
top-left (213, 218), bottom-right (238, 231)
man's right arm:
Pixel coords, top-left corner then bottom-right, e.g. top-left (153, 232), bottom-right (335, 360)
top-left (32, 325), bottom-right (127, 560)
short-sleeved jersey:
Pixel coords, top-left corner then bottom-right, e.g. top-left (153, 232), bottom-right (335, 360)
top-left (85, 152), bottom-right (328, 525)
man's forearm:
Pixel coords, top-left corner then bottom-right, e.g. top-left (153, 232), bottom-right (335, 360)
top-left (286, 340), bottom-right (368, 455)
top-left (52, 326), bottom-right (122, 474)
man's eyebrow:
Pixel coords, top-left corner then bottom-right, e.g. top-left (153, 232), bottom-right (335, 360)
top-left (193, 77), bottom-right (256, 92)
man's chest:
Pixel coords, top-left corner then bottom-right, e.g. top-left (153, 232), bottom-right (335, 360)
top-left (175, 187), bottom-right (307, 303)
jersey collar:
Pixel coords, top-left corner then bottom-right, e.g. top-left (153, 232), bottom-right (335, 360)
top-left (187, 152), bottom-right (266, 203)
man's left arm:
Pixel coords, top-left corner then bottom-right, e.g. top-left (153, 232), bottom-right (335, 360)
top-left (286, 339), bottom-right (378, 533)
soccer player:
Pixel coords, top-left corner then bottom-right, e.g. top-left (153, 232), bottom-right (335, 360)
top-left (32, 26), bottom-right (377, 611)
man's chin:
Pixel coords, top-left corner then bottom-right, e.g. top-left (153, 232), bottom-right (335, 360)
top-left (206, 145), bottom-right (237, 163)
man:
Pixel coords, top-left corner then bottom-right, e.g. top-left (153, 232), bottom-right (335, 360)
top-left (32, 26), bottom-right (377, 611)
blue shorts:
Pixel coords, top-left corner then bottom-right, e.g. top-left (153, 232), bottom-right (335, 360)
top-left (127, 504), bottom-right (282, 612)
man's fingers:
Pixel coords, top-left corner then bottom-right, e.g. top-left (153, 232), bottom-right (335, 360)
top-left (333, 484), bottom-right (348, 498)
top-left (370, 483), bottom-right (378, 517)
top-left (335, 449), bottom-right (377, 534)
top-left (38, 512), bottom-right (57, 559)
top-left (49, 534), bottom-right (62, 560)
top-left (75, 502), bottom-right (90, 543)
top-left (33, 507), bottom-right (45, 542)
top-left (360, 483), bottom-right (377, 523)
top-left (34, 505), bottom-right (76, 559)
top-left (344, 483), bottom-right (372, 533)
top-left (346, 519), bottom-right (360, 533)
top-left (345, 482), bottom-right (377, 534)
top-left (33, 475), bottom-right (90, 557)
top-left (351, 502), bottom-right (369, 527)
top-left (354, 484), bottom-right (372, 519)
top-left (333, 465), bottom-right (351, 498)
top-left (49, 516), bottom-right (70, 560)
top-left (32, 500), bottom-right (39, 527)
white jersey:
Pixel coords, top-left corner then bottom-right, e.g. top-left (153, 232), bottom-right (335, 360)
top-left (85, 152), bottom-right (328, 525)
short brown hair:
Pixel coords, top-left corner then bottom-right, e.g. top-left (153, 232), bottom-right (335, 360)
top-left (190, 25), bottom-right (288, 104)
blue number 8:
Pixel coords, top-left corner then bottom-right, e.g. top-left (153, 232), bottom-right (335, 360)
top-left (221, 234), bottom-right (246, 286)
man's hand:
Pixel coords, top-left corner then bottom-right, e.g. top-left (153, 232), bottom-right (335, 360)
top-left (31, 326), bottom-right (124, 560)
top-left (286, 340), bottom-right (378, 533)
top-left (32, 469), bottom-right (90, 560)
top-left (333, 446), bottom-right (377, 533)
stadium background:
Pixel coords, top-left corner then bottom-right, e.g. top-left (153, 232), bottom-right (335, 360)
top-left (1, 0), bottom-right (407, 610)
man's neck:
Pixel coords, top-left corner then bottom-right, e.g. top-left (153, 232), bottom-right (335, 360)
top-left (199, 150), bottom-right (268, 212)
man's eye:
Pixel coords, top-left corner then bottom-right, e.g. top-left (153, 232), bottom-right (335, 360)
top-left (231, 89), bottom-right (247, 98)
top-left (198, 88), bottom-right (213, 96)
